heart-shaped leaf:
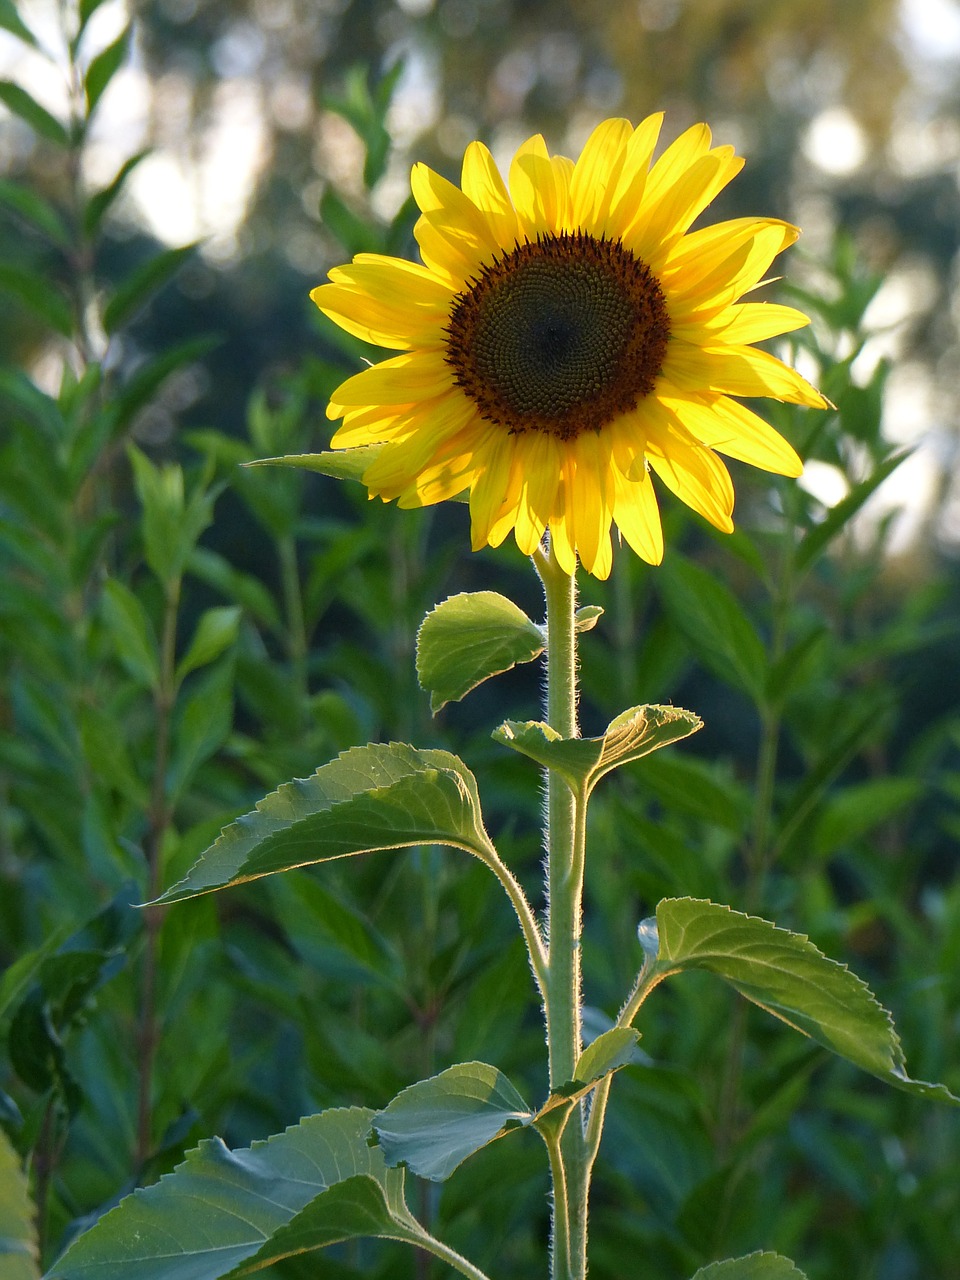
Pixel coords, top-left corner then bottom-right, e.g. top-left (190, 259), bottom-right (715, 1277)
top-left (374, 1062), bottom-right (534, 1181)
top-left (417, 592), bottom-right (545, 713)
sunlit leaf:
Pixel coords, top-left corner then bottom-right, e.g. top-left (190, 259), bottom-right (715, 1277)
top-left (493, 704), bottom-right (702, 794)
top-left (0, 1126), bottom-right (39, 1280)
top-left (154, 742), bottom-right (494, 904)
top-left (417, 592), bottom-right (545, 713)
top-left (690, 1252), bottom-right (807, 1279)
top-left (373, 1062), bottom-right (534, 1181)
top-left (652, 898), bottom-right (960, 1103)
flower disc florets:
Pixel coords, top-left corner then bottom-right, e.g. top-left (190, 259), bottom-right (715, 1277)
top-left (445, 233), bottom-right (670, 442)
top-left (312, 114), bottom-right (828, 578)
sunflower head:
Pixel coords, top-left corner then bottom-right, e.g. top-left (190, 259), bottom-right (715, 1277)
top-left (312, 115), bottom-right (827, 579)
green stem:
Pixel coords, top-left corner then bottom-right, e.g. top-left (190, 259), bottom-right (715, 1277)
top-left (534, 539), bottom-right (591, 1280)
top-left (402, 1221), bottom-right (496, 1280)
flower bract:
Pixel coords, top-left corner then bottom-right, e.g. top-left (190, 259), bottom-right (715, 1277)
top-left (312, 115), bottom-right (827, 578)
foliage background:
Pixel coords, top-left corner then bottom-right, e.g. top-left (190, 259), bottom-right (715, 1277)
top-left (1, 1), bottom-right (958, 1278)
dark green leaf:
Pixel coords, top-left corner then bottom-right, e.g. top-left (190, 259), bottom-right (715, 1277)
top-left (167, 659), bottom-right (235, 799)
top-left (652, 898), bottom-right (960, 1103)
top-left (658, 554), bottom-right (767, 701)
top-left (83, 26), bottom-right (130, 114)
top-left (100, 577), bottom-right (159, 688)
top-left (175, 605), bottom-right (241, 684)
top-left (691, 1252), bottom-right (807, 1280)
top-left (0, 265), bottom-right (73, 336)
top-left (0, 179), bottom-right (69, 246)
top-left (0, 81), bottom-right (69, 145)
top-left (83, 150), bottom-right (150, 236)
top-left (795, 451), bottom-right (909, 575)
top-left (493, 704), bottom-right (702, 795)
top-left (103, 243), bottom-right (198, 334)
top-left (154, 743), bottom-right (494, 904)
top-left (46, 1108), bottom-right (420, 1280)
top-left (0, 1126), bottom-right (39, 1280)
top-left (373, 1062), bottom-right (534, 1181)
top-left (417, 592), bottom-right (545, 713)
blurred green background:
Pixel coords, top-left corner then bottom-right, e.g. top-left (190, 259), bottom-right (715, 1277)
top-left (0, 1), bottom-right (958, 1278)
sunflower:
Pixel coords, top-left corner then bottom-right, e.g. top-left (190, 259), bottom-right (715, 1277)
top-left (312, 115), bottom-right (827, 579)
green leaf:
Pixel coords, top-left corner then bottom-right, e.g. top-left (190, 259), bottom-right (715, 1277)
top-left (83, 149), bottom-right (149, 236)
top-left (0, 265), bottom-right (73, 336)
top-left (795, 450), bottom-right (909, 575)
top-left (45, 1108), bottom-right (421, 1280)
top-left (103, 243), bottom-right (198, 335)
top-left (0, 1126), bottom-right (40, 1280)
top-left (574, 1027), bottom-right (642, 1085)
top-left (373, 1062), bottom-right (534, 1182)
top-left (83, 26), bottom-right (130, 114)
top-left (417, 592), bottom-right (545, 713)
top-left (0, 81), bottom-right (69, 145)
top-left (0, 0), bottom-right (39, 47)
top-left (154, 742), bottom-right (494, 904)
top-left (167, 659), bottom-right (235, 800)
top-left (493, 704), bottom-right (702, 794)
top-left (657, 554), bottom-right (767, 701)
top-left (691, 1252), bottom-right (808, 1280)
top-left (251, 448), bottom-right (469, 501)
top-left (128, 447), bottom-right (218, 587)
top-left (652, 898), bottom-right (960, 1103)
top-left (0, 179), bottom-right (69, 246)
top-left (175, 605), bottom-right (241, 684)
top-left (100, 577), bottom-right (159, 688)
top-left (575, 604), bottom-right (603, 632)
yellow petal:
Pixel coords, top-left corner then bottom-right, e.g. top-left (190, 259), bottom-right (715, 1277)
top-left (313, 257), bottom-right (451, 349)
top-left (645, 415), bottom-right (735, 532)
top-left (568, 432), bottom-right (612, 578)
top-left (509, 135), bottom-right (565, 238)
top-left (663, 391), bottom-right (803, 476)
top-left (665, 341), bottom-right (829, 407)
top-left (630, 148), bottom-right (745, 267)
top-left (612, 466), bottom-right (663, 565)
top-left (569, 117), bottom-right (633, 232)
top-left (604, 112), bottom-right (664, 239)
top-left (460, 140), bottom-right (520, 249)
top-left (673, 301), bottom-right (810, 345)
top-left (329, 352), bottom-right (455, 410)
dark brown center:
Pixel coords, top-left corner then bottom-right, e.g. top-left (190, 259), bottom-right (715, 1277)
top-left (444, 232), bottom-right (670, 440)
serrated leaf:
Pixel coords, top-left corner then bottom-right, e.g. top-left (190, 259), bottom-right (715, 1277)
top-left (493, 704), bottom-right (702, 794)
top-left (45, 1108), bottom-right (420, 1280)
top-left (0, 1126), bottom-right (39, 1280)
top-left (103, 243), bottom-right (198, 334)
top-left (154, 742), bottom-right (494, 904)
top-left (373, 1062), bottom-right (533, 1181)
top-left (0, 81), bottom-right (69, 145)
top-left (653, 898), bottom-right (960, 1103)
top-left (417, 592), bottom-right (545, 713)
top-left (691, 1252), bottom-right (807, 1280)
top-left (175, 605), bottom-right (241, 684)
top-left (83, 26), bottom-right (130, 115)
top-left (575, 604), bottom-right (603, 632)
